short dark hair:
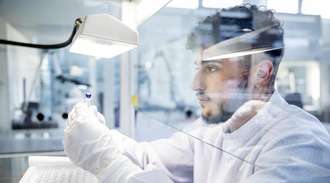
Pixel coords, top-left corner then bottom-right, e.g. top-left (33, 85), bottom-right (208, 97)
top-left (188, 4), bottom-right (284, 85)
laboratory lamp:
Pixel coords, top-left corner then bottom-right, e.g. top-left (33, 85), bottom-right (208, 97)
top-left (202, 25), bottom-right (283, 61)
top-left (69, 14), bottom-right (138, 58)
top-left (0, 14), bottom-right (138, 59)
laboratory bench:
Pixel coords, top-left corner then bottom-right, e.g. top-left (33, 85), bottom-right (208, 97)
top-left (0, 129), bottom-right (64, 183)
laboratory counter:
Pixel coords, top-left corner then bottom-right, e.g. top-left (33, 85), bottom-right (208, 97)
top-left (0, 129), bottom-right (64, 183)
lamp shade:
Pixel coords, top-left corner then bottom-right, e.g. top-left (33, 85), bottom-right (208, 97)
top-left (70, 14), bottom-right (138, 59)
top-left (202, 25), bottom-right (283, 61)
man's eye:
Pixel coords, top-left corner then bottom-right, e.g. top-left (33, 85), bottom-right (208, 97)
top-left (206, 66), bottom-right (217, 72)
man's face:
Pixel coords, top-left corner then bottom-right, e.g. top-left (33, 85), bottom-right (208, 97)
top-left (192, 54), bottom-right (250, 123)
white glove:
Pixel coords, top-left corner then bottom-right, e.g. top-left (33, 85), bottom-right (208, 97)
top-left (224, 100), bottom-right (265, 133)
top-left (64, 102), bottom-right (121, 175)
top-left (64, 102), bottom-right (175, 183)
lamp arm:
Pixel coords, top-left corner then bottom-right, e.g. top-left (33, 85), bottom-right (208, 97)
top-left (0, 18), bottom-right (83, 50)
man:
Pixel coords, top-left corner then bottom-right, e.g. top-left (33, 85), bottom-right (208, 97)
top-left (64, 5), bottom-right (330, 183)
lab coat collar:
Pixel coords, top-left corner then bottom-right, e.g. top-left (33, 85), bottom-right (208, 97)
top-left (222, 89), bottom-right (290, 144)
top-left (263, 89), bottom-right (290, 118)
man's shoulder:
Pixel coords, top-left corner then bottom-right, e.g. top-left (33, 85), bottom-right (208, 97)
top-left (262, 105), bottom-right (330, 150)
top-left (281, 105), bottom-right (327, 135)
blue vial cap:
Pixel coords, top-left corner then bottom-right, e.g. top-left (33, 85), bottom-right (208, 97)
top-left (85, 92), bottom-right (92, 99)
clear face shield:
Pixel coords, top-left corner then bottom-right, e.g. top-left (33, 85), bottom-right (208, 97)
top-left (136, 7), bottom-right (285, 170)
top-left (195, 25), bottom-right (283, 122)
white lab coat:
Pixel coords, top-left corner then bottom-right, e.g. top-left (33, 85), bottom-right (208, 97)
top-left (105, 91), bottom-right (330, 183)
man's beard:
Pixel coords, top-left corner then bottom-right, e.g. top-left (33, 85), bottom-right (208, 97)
top-left (201, 81), bottom-right (249, 124)
top-left (201, 110), bottom-right (233, 124)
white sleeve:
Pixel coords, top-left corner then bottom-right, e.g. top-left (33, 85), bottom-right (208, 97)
top-left (242, 131), bottom-right (330, 183)
top-left (97, 155), bottom-right (143, 183)
top-left (97, 154), bottom-right (175, 183)
top-left (109, 129), bottom-right (195, 183)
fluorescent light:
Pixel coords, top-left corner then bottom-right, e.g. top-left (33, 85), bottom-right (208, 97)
top-left (203, 25), bottom-right (283, 61)
top-left (70, 14), bottom-right (138, 59)
top-left (70, 35), bottom-right (137, 59)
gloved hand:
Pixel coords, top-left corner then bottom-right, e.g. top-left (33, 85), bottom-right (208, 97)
top-left (64, 102), bottom-right (121, 175)
top-left (224, 100), bottom-right (265, 133)
top-left (65, 103), bottom-right (173, 183)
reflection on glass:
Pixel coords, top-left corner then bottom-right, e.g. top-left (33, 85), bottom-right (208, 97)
top-left (132, 4), bottom-right (330, 182)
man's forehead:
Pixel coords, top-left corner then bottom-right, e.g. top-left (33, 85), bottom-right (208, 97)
top-left (195, 60), bottom-right (223, 65)
top-left (195, 57), bottom-right (244, 65)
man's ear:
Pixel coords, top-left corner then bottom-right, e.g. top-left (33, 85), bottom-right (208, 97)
top-left (255, 60), bottom-right (273, 87)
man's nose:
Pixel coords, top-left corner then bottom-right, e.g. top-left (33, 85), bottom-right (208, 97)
top-left (192, 71), bottom-right (206, 92)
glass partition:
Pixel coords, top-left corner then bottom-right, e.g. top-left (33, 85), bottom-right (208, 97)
top-left (135, 1), bottom-right (330, 143)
